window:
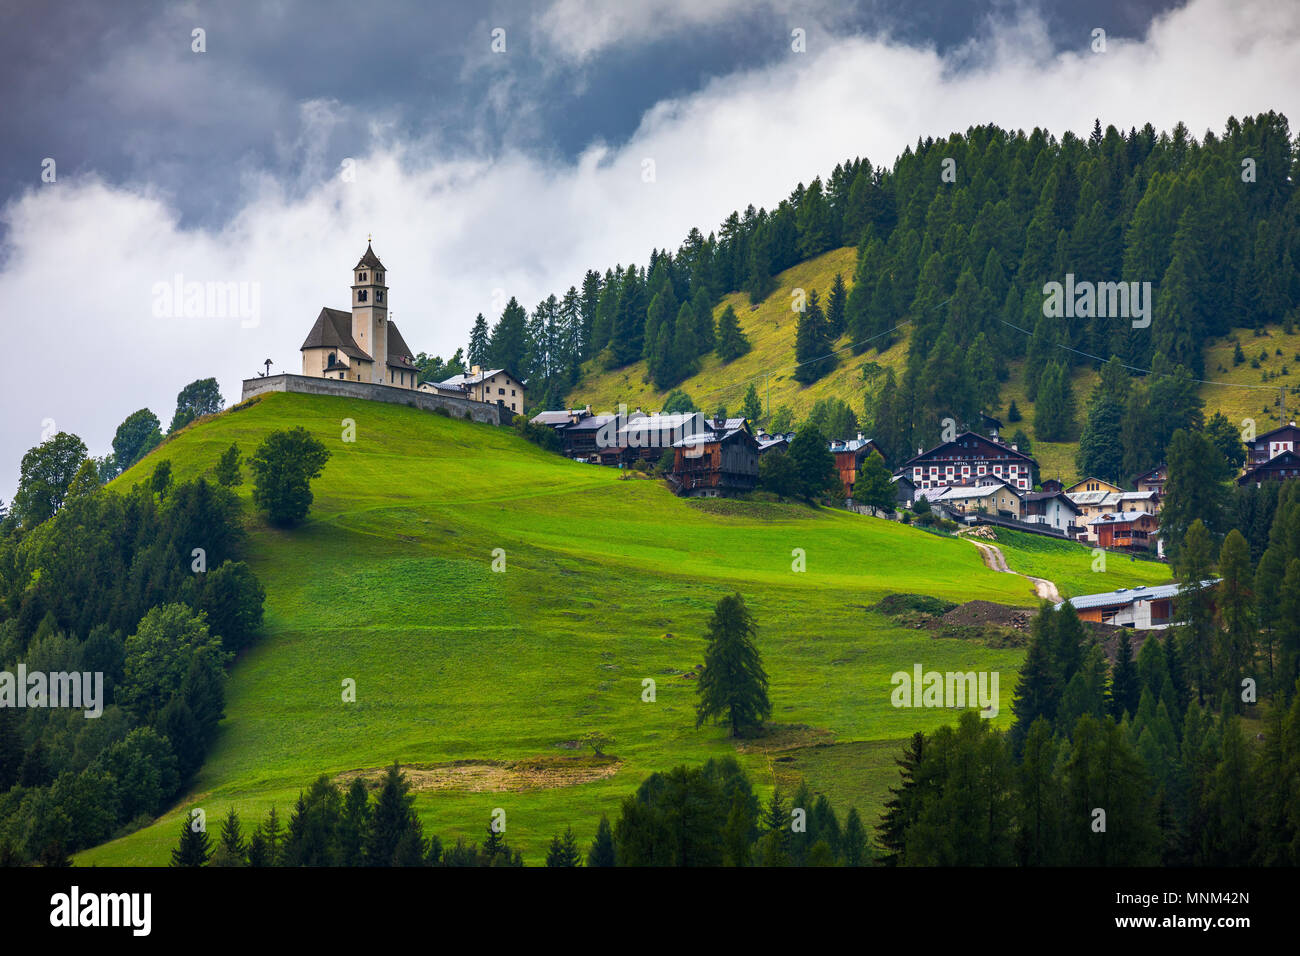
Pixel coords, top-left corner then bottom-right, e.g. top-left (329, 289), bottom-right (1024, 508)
top-left (376, 291), bottom-right (384, 303)
top-left (376, 272), bottom-right (383, 282)
top-left (511, 389), bottom-right (516, 396)
top-left (499, 387), bottom-right (505, 395)
top-left (358, 290), bottom-right (368, 302)
top-left (359, 272), bottom-right (367, 282)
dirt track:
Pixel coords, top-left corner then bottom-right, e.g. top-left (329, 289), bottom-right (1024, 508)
top-left (967, 540), bottom-right (1062, 603)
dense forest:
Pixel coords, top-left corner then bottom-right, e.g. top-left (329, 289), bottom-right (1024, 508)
top-left (0, 443), bottom-right (264, 865)
top-left (445, 113), bottom-right (1298, 475)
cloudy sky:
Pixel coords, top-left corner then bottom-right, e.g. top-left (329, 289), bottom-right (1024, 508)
top-left (2, 0), bottom-right (1298, 500)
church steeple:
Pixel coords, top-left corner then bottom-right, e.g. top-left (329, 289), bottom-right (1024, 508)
top-left (351, 239), bottom-right (388, 382)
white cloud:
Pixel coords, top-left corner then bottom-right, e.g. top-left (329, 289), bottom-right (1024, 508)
top-left (2, 0), bottom-right (1297, 500)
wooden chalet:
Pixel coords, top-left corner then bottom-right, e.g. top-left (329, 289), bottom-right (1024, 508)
top-left (1247, 421), bottom-right (1300, 465)
top-left (1088, 510), bottom-right (1159, 550)
top-left (829, 435), bottom-right (882, 497)
top-left (1238, 422), bottom-right (1300, 485)
top-left (669, 427), bottom-right (759, 497)
top-left (1131, 464), bottom-right (1168, 496)
top-left (1239, 449), bottom-right (1300, 486)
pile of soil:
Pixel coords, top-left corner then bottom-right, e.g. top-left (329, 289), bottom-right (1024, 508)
top-left (927, 600), bottom-right (1036, 631)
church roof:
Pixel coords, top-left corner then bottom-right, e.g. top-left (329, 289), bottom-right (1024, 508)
top-left (300, 307), bottom-right (372, 362)
top-left (354, 242), bottom-right (385, 270)
top-left (386, 321), bottom-right (418, 369)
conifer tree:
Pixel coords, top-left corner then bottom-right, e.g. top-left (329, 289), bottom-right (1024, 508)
top-left (715, 304), bottom-right (749, 362)
top-left (467, 313), bottom-right (490, 367)
top-left (586, 815), bottom-right (616, 867)
top-left (826, 272), bottom-right (847, 337)
top-left (545, 827), bottom-right (582, 867)
top-left (210, 806), bottom-right (246, 867)
top-left (1110, 629), bottom-right (1140, 720)
top-left (695, 593), bottom-right (770, 738)
top-left (170, 809), bottom-right (213, 867)
top-left (793, 289), bottom-right (834, 384)
top-left (740, 383), bottom-right (763, 426)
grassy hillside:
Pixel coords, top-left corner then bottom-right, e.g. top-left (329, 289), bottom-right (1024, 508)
top-left (78, 391), bottom-right (1168, 865)
top-left (567, 247), bottom-right (1300, 485)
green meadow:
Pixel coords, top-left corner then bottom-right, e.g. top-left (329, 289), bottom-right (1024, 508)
top-left (77, 391), bottom-right (1169, 865)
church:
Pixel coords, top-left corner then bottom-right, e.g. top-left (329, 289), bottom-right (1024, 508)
top-left (300, 242), bottom-right (422, 389)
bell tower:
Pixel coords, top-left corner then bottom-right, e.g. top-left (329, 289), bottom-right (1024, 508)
top-left (351, 239), bottom-right (388, 382)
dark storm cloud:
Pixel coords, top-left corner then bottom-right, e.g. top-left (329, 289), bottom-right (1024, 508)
top-left (0, 0), bottom-right (1184, 231)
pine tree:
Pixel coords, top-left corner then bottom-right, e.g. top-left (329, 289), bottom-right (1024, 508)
top-left (826, 272), bottom-right (847, 337)
top-left (1215, 530), bottom-right (1255, 711)
top-left (669, 301), bottom-right (699, 384)
top-left (213, 443), bottom-right (242, 487)
top-left (467, 313), bottom-right (490, 367)
top-left (587, 815), bottom-right (616, 867)
top-left (715, 304), bottom-right (749, 362)
top-left (170, 809), bottom-right (213, 867)
top-left (695, 593), bottom-right (771, 738)
top-left (210, 806), bottom-right (246, 867)
top-left (365, 762), bottom-right (423, 866)
top-left (1034, 361), bottom-right (1075, 441)
top-left (1110, 629), bottom-right (1140, 720)
top-left (740, 383), bottom-right (763, 426)
top-left (841, 807), bottom-right (868, 866)
top-left (1009, 609), bottom-right (1061, 755)
top-left (877, 732), bottom-right (925, 865)
top-left (793, 289), bottom-right (834, 384)
top-left (545, 827), bottom-right (581, 867)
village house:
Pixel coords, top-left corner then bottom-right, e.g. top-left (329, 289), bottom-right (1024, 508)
top-left (829, 435), bottom-right (882, 498)
top-left (755, 431), bottom-right (793, 455)
top-left (1057, 580), bottom-right (1218, 629)
top-left (431, 366), bottom-right (526, 416)
top-left (1238, 421), bottom-right (1300, 485)
top-left (668, 426), bottom-right (760, 497)
top-left (300, 242), bottom-right (422, 389)
top-left (1131, 464), bottom-right (1168, 496)
top-left (936, 482), bottom-right (1022, 518)
top-left (895, 431), bottom-right (1037, 492)
top-left (1088, 510), bottom-right (1160, 552)
top-left (1020, 490), bottom-right (1082, 533)
top-left (1239, 449), bottom-right (1300, 486)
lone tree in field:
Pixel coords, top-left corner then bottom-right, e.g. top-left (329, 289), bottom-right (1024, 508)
top-left (695, 593), bottom-right (771, 738)
top-left (249, 427), bottom-right (331, 526)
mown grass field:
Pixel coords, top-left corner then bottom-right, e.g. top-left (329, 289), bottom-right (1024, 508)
top-left (78, 391), bottom-right (1168, 865)
top-left (567, 246), bottom-right (1297, 485)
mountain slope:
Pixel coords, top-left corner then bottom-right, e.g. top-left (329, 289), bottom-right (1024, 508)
top-left (568, 246), bottom-right (1300, 483)
top-left (78, 390), bottom-right (1168, 864)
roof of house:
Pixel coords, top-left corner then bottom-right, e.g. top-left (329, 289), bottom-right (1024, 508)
top-left (354, 242), bottom-right (385, 270)
top-left (1064, 476), bottom-right (1123, 494)
top-left (1239, 449), bottom-right (1300, 483)
top-left (1131, 464), bottom-right (1167, 484)
top-left (440, 368), bottom-right (511, 387)
top-left (531, 410), bottom-right (584, 426)
top-left (1056, 580), bottom-right (1218, 612)
top-left (560, 414), bottom-right (618, 433)
top-left (941, 482), bottom-right (1014, 501)
top-left (1086, 510), bottom-right (1158, 526)
top-left (1252, 421), bottom-right (1300, 444)
top-left (1067, 490), bottom-right (1120, 507)
top-left (829, 436), bottom-right (877, 454)
top-left (301, 307), bottom-right (373, 362)
top-left (1023, 490), bottom-right (1082, 512)
top-left (898, 431), bottom-right (1035, 469)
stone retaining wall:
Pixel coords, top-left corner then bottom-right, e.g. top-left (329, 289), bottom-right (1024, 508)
top-left (240, 373), bottom-right (510, 425)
